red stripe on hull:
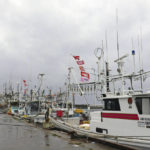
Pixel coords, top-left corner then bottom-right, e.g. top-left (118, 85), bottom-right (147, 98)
top-left (102, 113), bottom-right (139, 120)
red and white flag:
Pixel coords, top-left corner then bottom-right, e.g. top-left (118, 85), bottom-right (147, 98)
top-left (81, 72), bottom-right (90, 79)
top-left (23, 80), bottom-right (28, 95)
top-left (81, 77), bottom-right (89, 82)
top-left (76, 60), bottom-right (84, 65)
top-left (23, 80), bottom-right (27, 87)
top-left (79, 66), bottom-right (85, 72)
top-left (73, 56), bottom-right (80, 60)
top-left (72, 55), bottom-right (90, 82)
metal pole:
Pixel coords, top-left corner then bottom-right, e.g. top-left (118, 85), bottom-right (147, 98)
top-left (106, 62), bottom-right (110, 92)
top-left (38, 73), bottom-right (45, 113)
top-left (97, 57), bottom-right (100, 83)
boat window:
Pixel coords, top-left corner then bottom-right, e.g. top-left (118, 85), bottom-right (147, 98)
top-left (103, 99), bottom-right (120, 111)
top-left (96, 128), bottom-right (108, 134)
top-left (135, 98), bottom-right (150, 115)
top-left (135, 98), bottom-right (142, 114)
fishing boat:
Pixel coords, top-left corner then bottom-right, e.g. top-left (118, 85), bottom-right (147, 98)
top-left (7, 92), bottom-right (19, 115)
top-left (89, 49), bottom-right (150, 149)
top-left (49, 45), bottom-right (150, 150)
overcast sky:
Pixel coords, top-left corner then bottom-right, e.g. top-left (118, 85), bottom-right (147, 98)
top-left (0, 0), bottom-right (150, 92)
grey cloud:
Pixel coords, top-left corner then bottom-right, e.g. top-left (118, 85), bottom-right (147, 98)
top-left (0, 0), bottom-right (149, 92)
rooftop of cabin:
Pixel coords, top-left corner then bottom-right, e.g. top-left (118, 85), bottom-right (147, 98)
top-left (103, 91), bottom-right (150, 99)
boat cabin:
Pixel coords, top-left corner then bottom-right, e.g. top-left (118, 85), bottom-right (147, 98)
top-left (90, 93), bottom-right (150, 136)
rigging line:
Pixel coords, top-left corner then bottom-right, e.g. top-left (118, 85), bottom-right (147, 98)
top-left (71, 69), bottom-right (89, 105)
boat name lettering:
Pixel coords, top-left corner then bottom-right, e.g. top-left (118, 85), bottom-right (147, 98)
top-left (140, 117), bottom-right (150, 121)
top-left (138, 117), bottom-right (150, 128)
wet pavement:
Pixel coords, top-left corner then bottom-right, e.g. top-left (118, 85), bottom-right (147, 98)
top-left (0, 113), bottom-right (118, 150)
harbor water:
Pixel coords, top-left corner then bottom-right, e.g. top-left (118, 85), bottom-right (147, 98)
top-left (0, 112), bottom-right (118, 150)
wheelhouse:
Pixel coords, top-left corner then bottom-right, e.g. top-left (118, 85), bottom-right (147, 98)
top-left (133, 93), bottom-right (150, 115)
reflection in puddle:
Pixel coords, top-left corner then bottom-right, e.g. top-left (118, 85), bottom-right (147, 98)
top-left (0, 114), bottom-right (117, 150)
top-left (44, 133), bottom-right (50, 147)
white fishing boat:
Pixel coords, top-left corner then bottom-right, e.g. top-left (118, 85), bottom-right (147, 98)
top-left (49, 44), bottom-right (150, 150)
top-left (89, 52), bottom-right (150, 149)
top-left (7, 94), bottom-right (19, 115)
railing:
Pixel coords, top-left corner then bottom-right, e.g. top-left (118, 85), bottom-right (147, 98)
top-left (50, 116), bottom-right (150, 149)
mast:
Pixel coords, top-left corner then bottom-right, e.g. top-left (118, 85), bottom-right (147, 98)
top-left (140, 26), bottom-right (144, 71)
top-left (106, 62), bottom-right (110, 92)
top-left (38, 73), bottom-right (45, 97)
top-left (138, 34), bottom-right (143, 91)
top-left (115, 9), bottom-right (125, 95)
top-left (131, 38), bottom-right (136, 74)
top-left (38, 73), bottom-right (45, 113)
top-left (114, 54), bottom-right (129, 95)
top-left (66, 67), bottom-right (72, 112)
top-left (94, 47), bottom-right (103, 83)
top-left (140, 27), bottom-right (144, 91)
top-left (94, 47), bottom-right (104, 106)
top-left (102, 40), bottom-right (105, 72)
top-left (105, 30), bottom-right (108, 62)
top-left (105, 30), bottom-right (110, 92)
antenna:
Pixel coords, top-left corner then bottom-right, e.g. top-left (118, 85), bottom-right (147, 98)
top-left (140, 26), bottom-right (144, 71)
top-left (131, 38), bottom-right (134, 49)
top-left (102, 40), bottom-right (104, 71)
top-left (138, 34), bottom-right (141, 71)
top-left (132, 50), bottom-right (136, 74)
top-left (105, 30), bottom-right (108, 62)
top-left (116, 8), bottom-right (120, 61)
top-left (138, 34), bottom-right (143, 90)
top-left (131, 38), bottom-right (136, 73)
